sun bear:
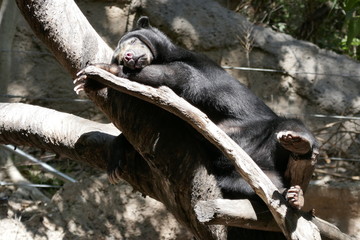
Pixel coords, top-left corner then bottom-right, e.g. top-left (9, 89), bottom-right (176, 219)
top-left (75, 16), bottom-right (319, 211)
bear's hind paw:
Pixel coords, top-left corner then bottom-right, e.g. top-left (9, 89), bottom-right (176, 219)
top-left (285, 185), bottom-right (304, 210)
top-left (277, 131), bottom-right (312, 155)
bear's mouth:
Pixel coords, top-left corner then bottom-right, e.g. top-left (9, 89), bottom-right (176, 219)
top-left (123, 55), bottom-right (148, 69)
top-left (122, 52), bottom-right (149, 69)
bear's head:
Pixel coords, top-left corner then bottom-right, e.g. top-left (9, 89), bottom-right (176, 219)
top-left (112, 17), bottom-right (156, 69)
top-left (112, 36), bottom-right (154, 69)
top-left (111, 16), bottom-right (176, 69)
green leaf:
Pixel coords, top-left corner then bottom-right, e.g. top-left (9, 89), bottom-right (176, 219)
top-left (346, 16), bottom-right (360, 46)
top-left (344, 0), bottom-right (360, 11)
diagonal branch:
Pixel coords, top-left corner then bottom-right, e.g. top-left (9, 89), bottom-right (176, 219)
top-left (80, 66), bottom-right (321, 240)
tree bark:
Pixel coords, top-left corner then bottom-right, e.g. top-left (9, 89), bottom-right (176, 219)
top-left (0, 0), bottom-right (19, 101)
top-left (0, 103), bottom-right (119, 170)
top-left (195, 199), bottom-right (355, 240)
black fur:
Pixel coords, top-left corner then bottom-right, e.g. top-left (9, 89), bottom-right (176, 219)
top-left (109, 16), bottom-right (318, 202)
top-left (77, 16), bottom-right (321, 239)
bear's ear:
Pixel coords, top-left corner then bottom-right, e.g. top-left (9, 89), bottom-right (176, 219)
top-left (137, 16), bottom-right (151, 29)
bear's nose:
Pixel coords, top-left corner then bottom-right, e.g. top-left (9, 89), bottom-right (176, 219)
top-left (124, 52), bottom-right (133, 61)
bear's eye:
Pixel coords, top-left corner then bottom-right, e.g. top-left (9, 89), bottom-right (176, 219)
top-left (130, 38), bottom-right (137, 44)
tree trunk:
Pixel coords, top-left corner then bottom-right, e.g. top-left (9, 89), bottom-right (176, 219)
top-left (0, 0), bottom-right (19, 101)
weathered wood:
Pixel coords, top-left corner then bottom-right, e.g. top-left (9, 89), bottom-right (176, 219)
top-left (194, 199), bottom-right (279, 232)
top-left (0, 103), bottom-right (119, 170)
top-left (195, 199), bottom-right (356, 240)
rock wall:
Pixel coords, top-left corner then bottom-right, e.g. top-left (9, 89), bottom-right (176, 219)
top-left (6, 0), bottom-right (360, 117)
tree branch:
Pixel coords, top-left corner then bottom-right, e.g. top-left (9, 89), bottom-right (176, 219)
top-left (0, 103), bottom-right (119, 170)
top-left (79, 66), bottom-right (321, 240)
top-left (15, 0), bottom-right (112, 77)
top-left (194, 199), bottom-right (356, 240)
top-left (195, 199), bottom-right (279, 231)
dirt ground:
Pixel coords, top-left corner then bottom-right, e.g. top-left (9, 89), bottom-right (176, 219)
top-left (0, 168), bottom-right (192, 240)
top-left (1, 150), bottom-right (360, 240)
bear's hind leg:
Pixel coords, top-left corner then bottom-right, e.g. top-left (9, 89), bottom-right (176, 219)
top-left (275, 119), bottom-right (319, 209)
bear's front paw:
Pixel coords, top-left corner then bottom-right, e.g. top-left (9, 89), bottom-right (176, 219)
top-left (73, 66), bottom-right (107, 94)
top-left (108, 167), bottom-right (123, 184)
top-left (73, 71), bottom-right (87, 94)
top-left (285, 185), bottom-right (304, 210)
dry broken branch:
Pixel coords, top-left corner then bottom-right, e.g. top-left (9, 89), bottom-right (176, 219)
top-left (80, 66), bottom-right (321, 240)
